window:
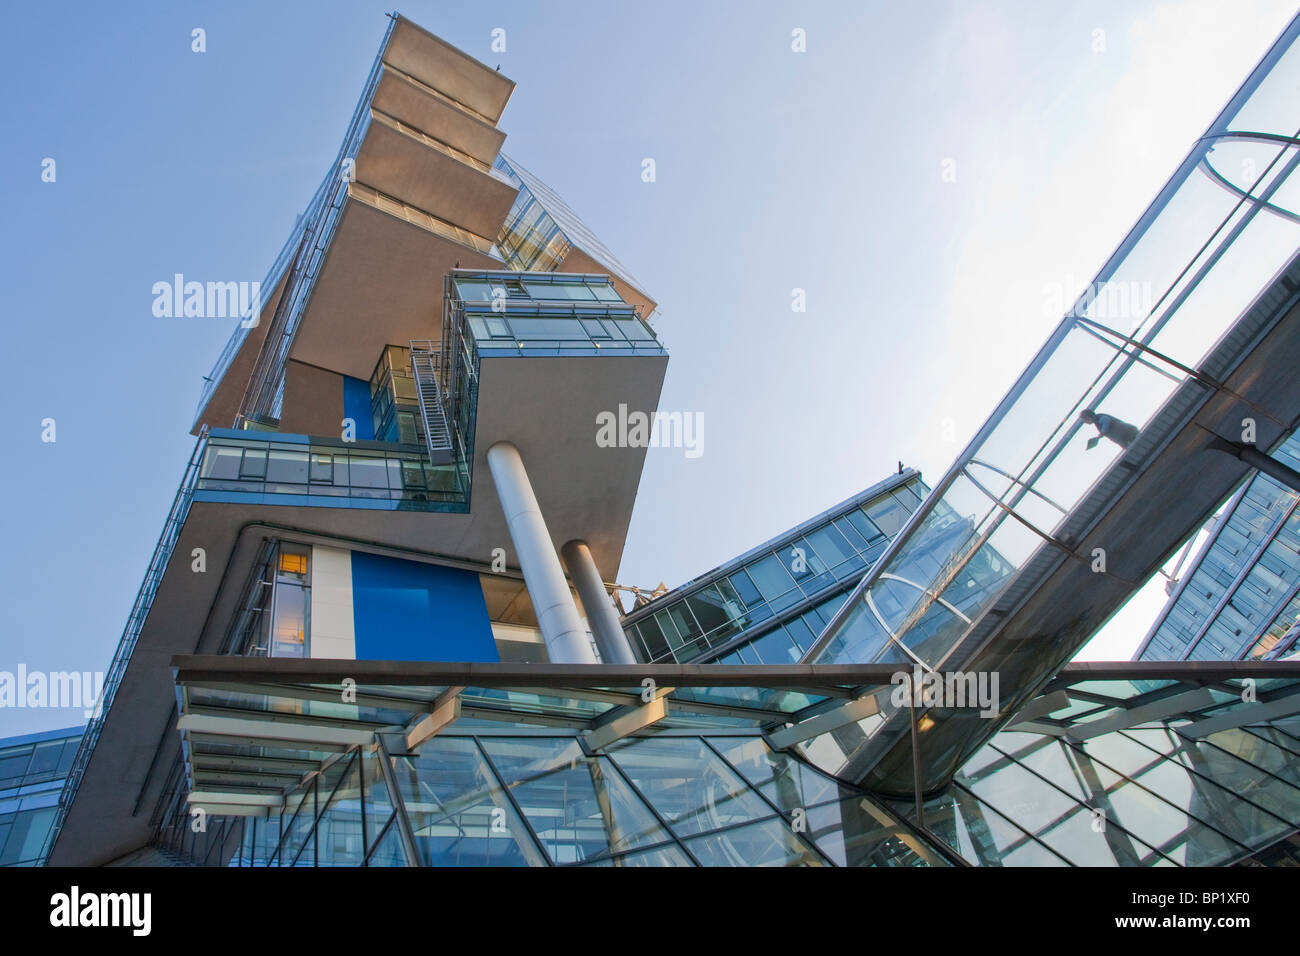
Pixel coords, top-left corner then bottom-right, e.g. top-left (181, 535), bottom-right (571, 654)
top-left (278, 551), bottom-right (307, 576)
top-left (746, 554), bottom-right (797, 602)
top-left (270, 545), bottom-right (311, 658)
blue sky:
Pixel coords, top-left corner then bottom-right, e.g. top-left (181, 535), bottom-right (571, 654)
top-left (1, 0), bottom-right (1295, 735)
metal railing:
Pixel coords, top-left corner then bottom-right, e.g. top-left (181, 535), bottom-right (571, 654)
top-left (408, 341), bottom-right (455, 465)
top-left (196, 431), bottom-right (468, 508)
top-left (803, 11), bottom-right (1300, 672)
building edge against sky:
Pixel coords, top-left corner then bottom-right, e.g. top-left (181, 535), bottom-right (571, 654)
top-left (17, 11), bottom-right (1300, 867)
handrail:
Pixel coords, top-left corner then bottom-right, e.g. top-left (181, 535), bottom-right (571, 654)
top-left (801, 11), bottom-right (1300, 666)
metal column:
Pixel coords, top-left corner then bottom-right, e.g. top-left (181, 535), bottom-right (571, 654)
top-left (486, 442), bottom-right (596, 663)
top-left (562, 539), bottom-right (636, 664)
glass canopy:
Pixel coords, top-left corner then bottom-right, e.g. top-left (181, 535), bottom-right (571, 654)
top-left (156, 658), bottom-right (1300, 867)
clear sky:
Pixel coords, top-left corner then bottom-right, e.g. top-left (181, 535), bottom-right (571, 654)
top-left (1, 0), bottom-right (1295, 736)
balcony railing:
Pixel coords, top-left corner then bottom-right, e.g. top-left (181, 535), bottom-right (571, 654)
top-left (195, 430), bottom-right (469, 511)
top-left (195, 431), bottom-right (470, 512)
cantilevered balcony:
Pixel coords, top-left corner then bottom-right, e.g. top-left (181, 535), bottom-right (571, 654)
top-left (196, 430), bottom-right (468, 513)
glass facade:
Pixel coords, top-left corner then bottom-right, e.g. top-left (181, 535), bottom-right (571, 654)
top-left (367, 345), bottom-right (425, 447)
top-left (493, 155), bottom-right (648, 302)
top-left (913, 719), bottom-right (1300, 867)
top-left (268, 545), bottom-right (311, 659)
top-left (884, 667), bottom-right (1300, 866)
top-left (438, 270), bottom-right (666, 485)
top-left (183, 732), bottom-right (943, 868)
top-left (152, 662), bottom-right (1300, 867)
top-left (447, 272), bottom-right (663, 357)
top-left (0, 727), bottom-right (83, 867)
top-left (196, 430), bottom-right (467, 512)
top-left (621, 476), bottom-right (929, 664)
top-left (789, 19), bottom-right (1300, 793)
top-left (54, 11), bottom-right (1300, 874)
top-left (1139, 432), bottom-right (1300, 662)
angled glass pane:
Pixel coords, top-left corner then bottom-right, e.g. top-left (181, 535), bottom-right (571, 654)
top-left (1208, 726), bottom-right (1300, 786)
top-left (362, 747), bottom-right (395, 856)
top-left (706, 736), bottom-right (846, 811)
top-left (1123, 727), bottom-right (1300, 827)
top-left (805, 797), bottom-right (943, 867)
top-left (365, 813), bottom-right (411, 867)
top-left (746, 553), bottom-right (797, 602)
top-left (316, 753), bottom-right (364, 866)
top-left (683, 817), bottom-right (827, 866)
top-left (276, 782), bottom-right (315, 866)
top-left (313, 753), bottom-right (362, 866)
top-left (1081, 759), bottom-right (1246, 866)
top-left (1079, 732), bottom-right (1294, 849)
top-left (935, 787), bottom-right (1071, 866)
top-left (479, 737), bottom-right (669, 864)
top-left (606, 737), bottom-right (772, 837)
top-left (579, 844), bottom-right (693, 866)
top-left (393, 737), bottom-right (544, 866)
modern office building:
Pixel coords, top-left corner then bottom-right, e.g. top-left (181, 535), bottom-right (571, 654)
top-left (1138, 431), bottom-right (1300, 662)
top-left (34, 12), bottom-right (1300, 868)
top-left (620, 471), bottom-right (929, 666)
top-left (0, 726), bottom-right (82, 867)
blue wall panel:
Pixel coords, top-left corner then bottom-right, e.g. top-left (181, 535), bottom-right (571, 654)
top-left (351, 552), bottom-right (498, 662)
top-left (341, 375), bottom-right (375, 441)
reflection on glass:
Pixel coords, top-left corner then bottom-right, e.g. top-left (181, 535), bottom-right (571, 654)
top-left (607, 737), bottom-right (772, 837)
top-left (683, 817), bottom-right (826, 867)
top-left (479, 737), bottom-right (669, 863)
top-left (392, 737), bottom-right (542, 867)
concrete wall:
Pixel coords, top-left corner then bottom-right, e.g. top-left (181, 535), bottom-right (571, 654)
top-left (280, 360), bottom-right (345, 438)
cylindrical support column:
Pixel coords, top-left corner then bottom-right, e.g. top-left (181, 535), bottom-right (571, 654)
top-left (486, 442), bottom-right (596, 663)
top-left (562, 539), bottom-right (637, 664)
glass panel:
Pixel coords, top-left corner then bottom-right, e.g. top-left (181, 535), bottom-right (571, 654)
top-left (393, 737), bottom-right (544, 866)
top-left (685, 585), bottom-right (732, 634)
top-left (805, 797), bottom-right (938, 867)
top-left (265, 449), bottom-right (309, 484)
top-left (1078, 733), bottom-right (1283, 857)
top-left (806, 523), bottom-right (855, 567)
top-left (479, 737), bottom-right (669, 864)
top-left (683, 817), bottom-right (827, 866)
top-left (706, 736), bottom-right (847, 810)
top-left (923, 787), bottom-right (1070, 866)
top-left (316, 754), bottom-right (364, 866)
top-left (728, 569), bottom-right (762, 608)
top-left (746, 554), bottom-right (797, 602)
top-left (607, 737), bottom-right (772, 837)
top-left (362, 748), bottom-right (394, 855)
top-left (365, 813), bottom-right (410, 866)
top-left (579, 844), bottom-right (693, 866)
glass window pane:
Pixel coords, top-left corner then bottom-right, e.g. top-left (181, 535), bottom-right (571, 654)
top-left (746, 554), bottom-right (796, 601)
top-left (727, 570), bottom-right (762, 608)
top-left (607, 737), bottom-right (771, 837)
top-left (683, 817), bottom-right (827, 866)
top-left (685, 585), bottom-right (731, 634)
top-left (580, 844), bottom-right (692, 866)
top-left (480, 737), bottom-right (670, 864)
top-left (392, 738), bottom-right (544, 867)
top-left (706, 737), bottom-right (846, 810)
top-left (806, 523), bottom-right (854, 567)
top-left (864, 497), bottom-right (909, 537)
